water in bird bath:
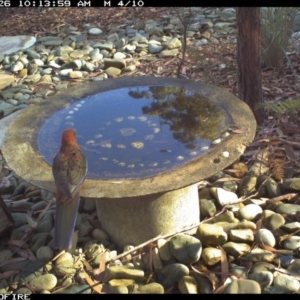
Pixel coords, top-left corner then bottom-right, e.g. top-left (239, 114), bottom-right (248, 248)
top-left (38, 85), bottom-right (228, 179)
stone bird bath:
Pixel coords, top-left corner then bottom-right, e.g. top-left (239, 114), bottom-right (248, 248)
top-left (2, 77), bottom-right (256, 248)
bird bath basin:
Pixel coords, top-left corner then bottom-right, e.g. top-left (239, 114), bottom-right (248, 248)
top-left (2, 77), bottom-right (256, 248)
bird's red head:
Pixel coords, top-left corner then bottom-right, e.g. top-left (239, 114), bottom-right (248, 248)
top-left (61, 128), bottom-right (77, 144)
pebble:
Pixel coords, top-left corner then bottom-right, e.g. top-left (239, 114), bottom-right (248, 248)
top-left (136, 283), bottom-right (164, 294)
top-left (283, 236), bottom-right (300, 250)
top-left (273, 271), bottom-right (300, 293)
top-left (192, 273), bottom-right (214, 293)
top-left (59, 284), bottom-right (92, 294)
top-left (36, 246), bottom-right (53, 261)
top-left (222, 242), bottom-right (251, 257)
top-left (276, 204), bottom-right (300, 215)
top-left (224, 279), bottom-right (261, 294)
top-left (157, 263), bottom-right (189, 289)
top-left (210, 187), bottom-right (239, 206)
top-left (88, 28), bottom-right (103, 35)
top-left (196, 223), bottom-right (227, 246)
top-left (103, 266), bottom-right (144, 282)
top-left (238, 204), bottom-right (263, 221)
top-left (201, 247), bottom-right (221, 265)
top-left (228, 229), bottom-right (254, 243)
top-left (245, 249), bottom-right (275, 263)
top-left (248, 271), bottom-right (273, 289)
top-left (255, 229), bottom-right (276, 247)
top-left (178, 276), bottom-right (198, 294)
top-left (29, 274), bottom-right (57, 291)
top-left (169, 234), bottom-right (202, 264)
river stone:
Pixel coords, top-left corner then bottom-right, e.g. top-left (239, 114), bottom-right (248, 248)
top-left (90, 48), bottom-right (103, 61)
top-left (157, 239), bottom-right (174, 263)
top-left (11, 61), bottom-right (24, 72)
top-left (31, 234), bottom-right (50, 254)
top-left (159, 49), bottom-right (179, 58)
top-left (136, 283), bottom-right (164, 294)
top-left (201, 247), bottom-right (221, 265)
top-left (273, 271), bottom-right (300, 293)
top-left (103, 266), bottom-right (144, 282)
top-left (69, 71), bottom-right (83, 78)
top-left (0, 36), bottom-right (36, 55)
top-left (281, 178), bottom-right (300, 191)
top-left (245, 249), bottom-right (275, 263)
top-left (0, 72), bottom-right (14, 89)
top-left (276, 203), bottom-right (300, 215)
top-left (248, 271), bottom-right (273, 289)
top-left (210, 187), bottom-right (239, 206)
top-left (274, 255), bottom-right (294, 269)
top-left (200, 199), bottom-right (216, 218)
top-left (105, 67), bottom-right (122, 77)
top-left (103, 58), bottom-right (126, 69)
top-left (287, 258), bottom-right (300, 275)
top-left (148, 26), bottom-right (164, 36)
top-left (15, 288), bottom-right (32, 294)
top-left (149, 42), bottom-right (163, 54)
top-left (94, 42), bottom-right (114, 51)
top-left (108, 279), bottom-right (135, 287)
top-left (62, 59), bottom-right (82, 70)
top-left (43, 39), bottom-right (63, 46)
top-left (224, 279), bottom-right (261, 294)
top-left (157, 263), bottom-right (189, 289)
top-left (221, 220), bottom-right (256, 233)
top-left (0, 249), bottom-right (13, 264)
top-left (196, 223), bottom-right (227, 246)
top-left (178, 276), bottom-right (197, 294)
top-left (57, 45), bottom-right (74, 55)
top-left (255, 229), bottom-right (276, 247)
top-left (169, 234), bottom-right (202, 264)
top-left (239, 204), bottom-right (262, 221)
top-left (281, 222), bottom-right (300, 233)
top-left (211, 211), bottom-right (238, 223)
top-left (60, 284), bottom-right (92, 294)
top-left (88, 28), bottom-right (103, 35)
top-left (283, 236), bottom-right (300, 250)
top-left (250, 262), bottom-right (276, 273)
top-left (24, 74), bottom-right (41, 84)
top-left (69, 49), bottom-right (90, 59)
top-left (228, 229), bottom-right (254, 243)
top-left (36, 212), bottom-right (53, 233)
top-left (165, 37), bottom-right (182, 49)
top-left (222, 242), bottom-right (251, 257)
top-left (266, 213), bottom-right (286, 230)
top-left (227, 266), bottom-right (247, 279)
top-left (239, 173), bottom-right (257, 196)
top-left (36, 246), bottom-right (53, 261)
top-left (113, 52), bottom-right (126, 59)
top-left (110, 286), bottom-right (128, 294)
top-left (56, 252), bottom-right (73, 265)
top-left (124, 65), bottom-right (136, 72)
top-left (30, 274), bottom-right (57, 291)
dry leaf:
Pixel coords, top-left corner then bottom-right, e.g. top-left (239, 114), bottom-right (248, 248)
top-left (83, 269), bottom-right (106, 294)
top-left (219, 245), bottom-right (228, 282)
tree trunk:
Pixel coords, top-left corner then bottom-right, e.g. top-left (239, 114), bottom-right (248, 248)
top-left (236, 7), bottom-right (264, 125)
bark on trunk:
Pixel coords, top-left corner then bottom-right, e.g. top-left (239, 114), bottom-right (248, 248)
top-left (236, 7), bottom-right (264, 125)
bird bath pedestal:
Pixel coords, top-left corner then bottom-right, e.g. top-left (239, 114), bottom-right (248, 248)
top-left (2, 77), bottom-right (256, 248)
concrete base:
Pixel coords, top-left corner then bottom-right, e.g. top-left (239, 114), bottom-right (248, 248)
top-left (95, 184), bottom-right (200, 249)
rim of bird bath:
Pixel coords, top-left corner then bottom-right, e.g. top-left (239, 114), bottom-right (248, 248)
top-left (2, 77), bottom-right (256, 198)
top-left (2, 77), bottom-right (256, 247)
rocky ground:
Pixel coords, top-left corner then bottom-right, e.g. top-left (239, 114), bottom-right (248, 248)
top-left (0, 7), bottom-right (300, 294)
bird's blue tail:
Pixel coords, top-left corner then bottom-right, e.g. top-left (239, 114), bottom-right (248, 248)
top-left (54, 195), bottom-right (80, 251)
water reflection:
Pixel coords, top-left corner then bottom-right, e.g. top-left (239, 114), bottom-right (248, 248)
top-left (38, 86), bottom-right (228, 179)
